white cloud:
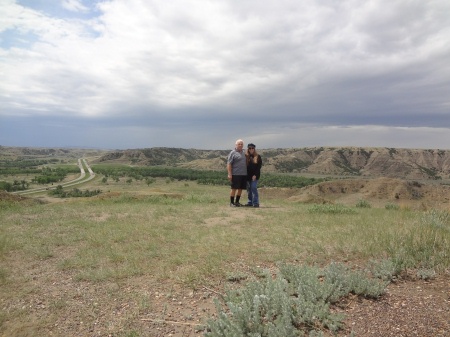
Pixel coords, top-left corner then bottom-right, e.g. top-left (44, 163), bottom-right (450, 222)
top-left (61, 0), bottom-right (89, 13)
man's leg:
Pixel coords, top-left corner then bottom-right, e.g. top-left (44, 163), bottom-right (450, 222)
top-left (235, 189), bottom-right (242, 205)
top-left (230, 188), bottom-right (236, 205)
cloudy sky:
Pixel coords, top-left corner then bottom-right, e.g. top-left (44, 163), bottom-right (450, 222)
top-left (1, 0), bottom-right (449, 150)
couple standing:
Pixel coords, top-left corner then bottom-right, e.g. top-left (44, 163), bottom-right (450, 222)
top-left (227, 139), bottom-right (262, 207)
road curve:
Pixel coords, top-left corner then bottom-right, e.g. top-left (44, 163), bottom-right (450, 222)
top-left (14, 158), bottom-right (95, 195)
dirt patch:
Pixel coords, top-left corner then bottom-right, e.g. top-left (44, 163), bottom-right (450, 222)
top-left (337, 272), bottom-right (450, 337)
top-left (2, 258), bottom-right (447, 337)
top-left (0, 191), bottom-right (45, 206)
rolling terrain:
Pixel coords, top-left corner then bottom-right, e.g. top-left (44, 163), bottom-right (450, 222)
top-left (2, 145), bottom-right (450, 209)
top-left (94, 146), bottom-right (450, 180)
top-left (1, 146), bottom-right (450, 336)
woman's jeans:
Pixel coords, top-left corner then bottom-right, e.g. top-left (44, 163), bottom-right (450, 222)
top-left (247, 179), bottom-right (259, 206)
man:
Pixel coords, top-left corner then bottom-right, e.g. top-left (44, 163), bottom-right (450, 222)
top-left (227, 139), bottom-right (247, 207)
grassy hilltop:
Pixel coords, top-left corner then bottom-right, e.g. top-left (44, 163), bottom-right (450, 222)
top-left (0, 146), bottom-right (449, 336)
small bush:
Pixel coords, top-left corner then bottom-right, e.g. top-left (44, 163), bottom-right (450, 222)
top-left (421, 209), bottom-right (450, 230)
top-left (48, 185), bottom-right (102, 198)
top-left (356, 199), bottom-right (371, 208)
top-left (145, 178), bottom-right (156, 185)
top-left (416, 268), bottom-right (436, 280)
top-left (368, 259), bottom-right (402, 282)
top-left (385, 203), bottom-right (399, 210)
top-left (226, 272), bottom-right (248, 282)
top-left (307, 204), bottom-right (357, 214)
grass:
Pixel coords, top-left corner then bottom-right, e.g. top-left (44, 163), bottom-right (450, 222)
top-left (2, 179), bottom-right (449, 281)
top-left (1, 177), bottom-right (449, 336)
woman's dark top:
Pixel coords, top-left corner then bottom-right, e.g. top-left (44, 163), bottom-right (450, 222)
top-left (247, 155), bottom-right (262, 180)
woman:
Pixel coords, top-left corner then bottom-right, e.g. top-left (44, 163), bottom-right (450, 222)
top-left (245, 143), bottom-right (262, 207)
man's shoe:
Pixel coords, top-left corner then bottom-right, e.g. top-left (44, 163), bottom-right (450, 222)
top-left (244, 203), bottom-right (252, 207)
top-left (253, 204), bottom-right (260, 208)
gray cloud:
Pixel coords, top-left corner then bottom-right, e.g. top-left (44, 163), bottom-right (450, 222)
top-left (1, 0), bottom-right (450, 149)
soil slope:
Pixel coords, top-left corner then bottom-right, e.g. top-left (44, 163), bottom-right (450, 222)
top-left (288, 177), bottom-right (450, 210)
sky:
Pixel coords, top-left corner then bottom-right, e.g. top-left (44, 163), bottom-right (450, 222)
top-left (1, 0), bottom-right (450, 150)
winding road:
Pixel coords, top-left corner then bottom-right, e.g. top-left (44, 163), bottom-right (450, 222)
top-left (15, 158), bottom-right (95, 195)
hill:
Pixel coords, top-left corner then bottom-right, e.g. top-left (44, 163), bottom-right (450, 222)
top-left (0, 146), bottom-right (107, 161)
top-left (95, 146), bottom-right (450, 180)
top-left (286, 177), bottom-right (450, 209)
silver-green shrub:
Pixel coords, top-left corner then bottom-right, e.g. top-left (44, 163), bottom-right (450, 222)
top-left (307, 204), bottom-right (357, 214)
top-left (421, 209), bottom-right (450, 230)
top-left (416, 268), bottom-right (436, 280)
top-left (205, 263), bottom-right (386, 337)
top-left (368, 259), bottom-right (403, 282)
top-left (355, 199), bottom-right (371, 208)
top-left (384, 202), bottom-right (399, 210)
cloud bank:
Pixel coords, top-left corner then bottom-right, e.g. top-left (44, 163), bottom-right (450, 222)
top-left (1, 0), bottom-right (450, 149)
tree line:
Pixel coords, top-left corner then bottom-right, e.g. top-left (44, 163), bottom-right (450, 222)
top-left (93, 165), bottom-right (325, 188)
top-left (0, 166), bottom-right (80, 191)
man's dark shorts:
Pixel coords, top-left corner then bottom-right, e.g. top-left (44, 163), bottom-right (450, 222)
top-left (231, 175), bottom-right (247, 189)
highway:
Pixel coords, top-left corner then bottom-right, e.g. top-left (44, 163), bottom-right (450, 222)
top-left (14, 158), bottom-right (95, 195)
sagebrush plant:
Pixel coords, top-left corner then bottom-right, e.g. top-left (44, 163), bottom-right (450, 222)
top-left (205, 263), bottom-right (386, 337)
top-left (307, 204), bottom-right (357, 214)
top-left (416, 268), bottom-right (436, 280)
top-left (367, 259), bottom-right (403, 282)
top-left (355, 199), bottom-right (371, 208)
top-left (385, 202), bottom-right (399, 210)
top-left (226, 272), bottom-right (248, 282)
top-left (421, 209), bottom-right (450, 230)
